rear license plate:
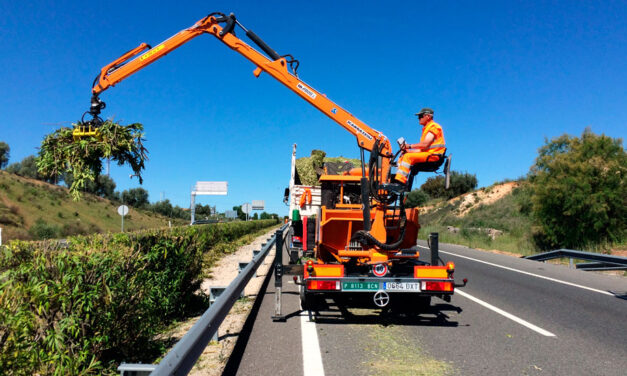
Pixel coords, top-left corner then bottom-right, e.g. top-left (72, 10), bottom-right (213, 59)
top-left (342, 281), bottom-right (380, 291)
top-left (383, 282), bottom-right (421, 292)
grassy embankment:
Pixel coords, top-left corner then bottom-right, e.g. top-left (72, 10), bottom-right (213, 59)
top-left (417, 183), bottom-right (538, 256)
top-left (0, 170), bottom-right (186, 241)
top-left (417, 181), bottom-right (627, 256)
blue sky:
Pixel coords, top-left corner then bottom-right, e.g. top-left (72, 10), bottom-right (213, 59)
top-left (1, 0), bottom-right (625, 215)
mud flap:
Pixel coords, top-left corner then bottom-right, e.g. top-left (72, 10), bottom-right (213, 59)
top-left (444, 154), bottom-right (452, 189)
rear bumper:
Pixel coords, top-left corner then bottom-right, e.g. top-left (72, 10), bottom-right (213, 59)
top-left (304, 276), bottom-right (455, 295)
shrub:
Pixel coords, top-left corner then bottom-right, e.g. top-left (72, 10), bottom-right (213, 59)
top-left (530, 129), bottom-right (626, 248)
top-left (405, 189), bottom-right (430, 208)
top-left (28, 218), bottom-right (60, 240)
top-left (0, 219), bottom-right (278, 374)
top-left (421, 171), bottom-right (478, 199)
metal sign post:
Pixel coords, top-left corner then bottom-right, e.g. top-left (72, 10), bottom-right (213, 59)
top-left (242, 203), bottom-right (252, 221)
top-left (118, 205), bottom-right (129, 232)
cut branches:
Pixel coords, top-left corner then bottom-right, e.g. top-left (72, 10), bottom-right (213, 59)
top-left (37, 120), bottom-right (148, 200)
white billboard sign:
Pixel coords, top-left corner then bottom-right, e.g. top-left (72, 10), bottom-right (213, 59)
top-left (225, 210), bottom-right (238, 219)
top-left (193, 181), bottom-right (227, 195)
top-left (252, 200), bottom-right (265, 210)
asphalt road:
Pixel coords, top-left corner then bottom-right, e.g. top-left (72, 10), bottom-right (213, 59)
top-left (224, 241), bottom-right (627, 375)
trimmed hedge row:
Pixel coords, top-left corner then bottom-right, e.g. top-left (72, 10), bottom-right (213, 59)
top-left (0, 219), bottom-right (278, 375)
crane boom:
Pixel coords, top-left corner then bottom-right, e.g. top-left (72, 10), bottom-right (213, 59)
top-left (87, 13), bottom-right (393, 170)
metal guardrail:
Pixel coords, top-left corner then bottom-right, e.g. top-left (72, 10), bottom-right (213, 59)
top-left (119, 222), bottom-right (289, 376)
top-left (524, 249), bottom-right (627, 271)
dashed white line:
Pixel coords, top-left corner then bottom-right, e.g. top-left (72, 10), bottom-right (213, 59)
top-left (301, 313), bottom-right (325, 376)
top-left (417, 245), bottom-right (612, 296)
top-left (455, 289), bottom-right (556, 336)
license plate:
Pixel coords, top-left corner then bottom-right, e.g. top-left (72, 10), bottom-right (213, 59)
top-left (342, 281), bottom-right (380, 291)
top-left (384, 282), bottom-right (421, 292)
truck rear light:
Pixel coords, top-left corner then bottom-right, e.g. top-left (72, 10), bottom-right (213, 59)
top-left (307, 280), bottom-right (340, 291)
top-left (421, 281), bottom-right (453, 292)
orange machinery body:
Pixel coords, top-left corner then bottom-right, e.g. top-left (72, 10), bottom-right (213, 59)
top-left (315, 174), bottom-right (420, 265)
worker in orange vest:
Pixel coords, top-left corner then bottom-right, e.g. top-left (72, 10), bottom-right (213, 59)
top-left (394, 108), bottom-right (446, 185)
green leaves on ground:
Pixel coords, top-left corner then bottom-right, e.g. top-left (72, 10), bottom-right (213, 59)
top-left (530, 128), bottom-right (626, 249)
top-left (37, 121), bottom-right (147, 200)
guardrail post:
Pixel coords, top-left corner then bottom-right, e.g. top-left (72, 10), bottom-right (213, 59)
top-left (272, 226), bottom-right (285, 321)
top-left (430, 232), bottom-right (439, 266)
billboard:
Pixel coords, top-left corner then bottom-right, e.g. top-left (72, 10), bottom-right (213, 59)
top-left (225, 210), bottom-right (238, 219)
top-left (252, 200), bottom-right (265, 210)
top-left (193, 181), bottom-right (227, 195)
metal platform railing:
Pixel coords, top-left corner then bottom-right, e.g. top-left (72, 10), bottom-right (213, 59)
top-left (524, 249), bottom-right (627, 271)
top-left (119, 222), bottom-right (290, 376)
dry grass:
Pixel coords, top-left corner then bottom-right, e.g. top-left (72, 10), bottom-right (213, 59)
top-left (0, 170), bottom-right (185, 241)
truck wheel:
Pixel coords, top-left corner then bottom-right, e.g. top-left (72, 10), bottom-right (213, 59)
top-left (299, 286), bottom-right (319, 311)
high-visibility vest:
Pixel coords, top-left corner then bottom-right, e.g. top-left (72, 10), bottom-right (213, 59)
top-left (420, 120), bottom-right (446, 153)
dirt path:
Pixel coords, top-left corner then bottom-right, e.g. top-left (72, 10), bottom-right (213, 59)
top-left (161, 228), bottom-right (278, 375)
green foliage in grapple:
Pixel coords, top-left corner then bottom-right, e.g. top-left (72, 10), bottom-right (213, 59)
top-left (37, 121), bottom-right (147, 201)
top-left (530, 128), bottom-right (626, 249)
top-left (0, 219), bottom-right (278, 375)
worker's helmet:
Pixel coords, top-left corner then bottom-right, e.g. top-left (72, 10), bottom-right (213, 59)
top-left (414, 108), bottom-right (434, 118)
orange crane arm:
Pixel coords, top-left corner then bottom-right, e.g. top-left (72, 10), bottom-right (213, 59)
top-left (87, 13), bottom-right (393, 163)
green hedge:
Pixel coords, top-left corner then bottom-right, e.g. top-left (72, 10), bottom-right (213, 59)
top-left (0, 219), bottom-right (278, 375)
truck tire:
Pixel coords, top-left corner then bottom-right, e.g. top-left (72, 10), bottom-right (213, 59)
top-left (299, 286), bottom-right (320, 311)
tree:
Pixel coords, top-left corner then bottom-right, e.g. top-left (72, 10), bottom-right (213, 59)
top-left (530, 129), bottom-right (626, 248)
top-left (260, 211), bottom-right (271, 220)
top-left (0, 141), bottom-right (9, 168)
top-left (151, 199), bottom-right (174, 217)
top-left (252, 212), bottom-right (259, 220)
top-left (232, 205), bottom-right (246, 221)
top-left (420, 171), bottom-right (477, 200)
top-left (65, 173), bottom-right (117, 200)
top-left (121, 188), bottom-right (149, 208)
top-left (405, 189), bottom-right (430, 208)
top-left (6, 155), bottom-right (57, 183)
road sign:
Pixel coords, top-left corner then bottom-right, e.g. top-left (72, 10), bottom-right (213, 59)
top-left (193, 181), bottom-right (228, 195)
top-left (117, 205), bottom-right (129, 232)
top-left (252, 200), bottom-right (265, 210)
top-left (242, 203), bottom-right (252, 214)
top-left (117, 205), bottom-right (129, 216)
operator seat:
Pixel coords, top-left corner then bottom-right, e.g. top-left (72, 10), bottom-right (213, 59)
top-left (406, 151), bottom-right (451, 191)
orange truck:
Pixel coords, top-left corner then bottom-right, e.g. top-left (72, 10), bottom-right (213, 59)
top-left (77, 11), bottom-right (465, 315)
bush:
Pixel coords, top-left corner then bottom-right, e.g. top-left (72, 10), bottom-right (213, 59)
top-left (28, 218), bottom-right (60, 240)
top-left (420, 171), bottom-right (478, 199)
top-left (0, 219), bottom-right (278, 374)
top-left (530, 129), bottom-right (626, 248)
top-left (405, 189), bottom-right (430, 208)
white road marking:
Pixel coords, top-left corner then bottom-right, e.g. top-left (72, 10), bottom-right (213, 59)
top-left (455, 289), bottom-right (556, 337)
top-left (301, 313), bottom-right (325, 376)
top-left (417, 245), bottom-right (613, 296)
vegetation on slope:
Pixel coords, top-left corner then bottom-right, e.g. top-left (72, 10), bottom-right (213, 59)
top-left (0, 171), bottom-right (184, 241)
